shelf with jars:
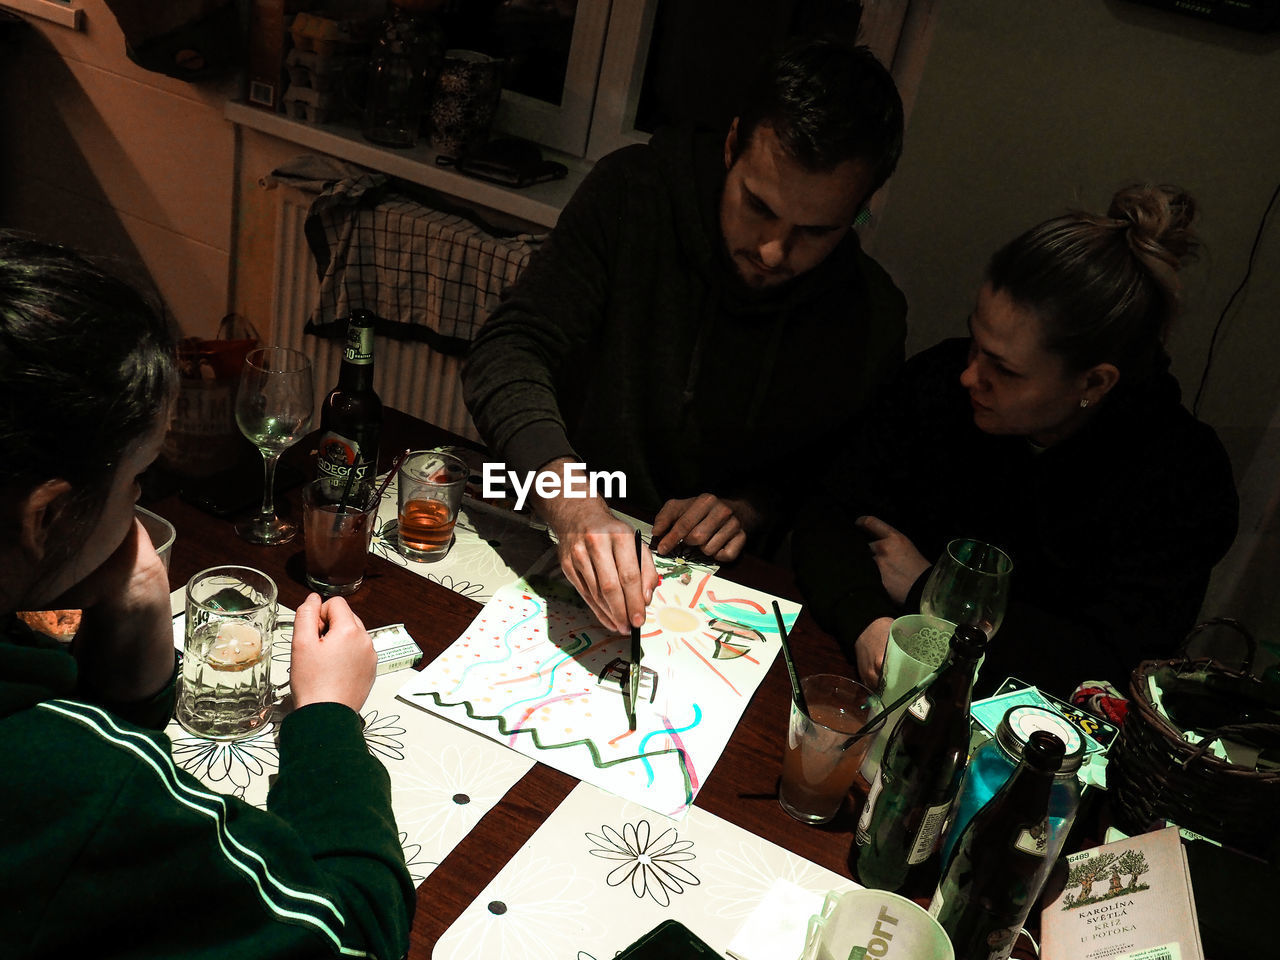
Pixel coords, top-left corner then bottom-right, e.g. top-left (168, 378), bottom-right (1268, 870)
top-left (231, 0), bottom-right (590, 230)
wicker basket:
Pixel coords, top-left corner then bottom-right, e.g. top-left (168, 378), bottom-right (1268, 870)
top-left (1107, 620), bottom-right (1280, 860)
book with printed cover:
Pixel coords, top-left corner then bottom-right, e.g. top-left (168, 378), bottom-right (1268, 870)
top-left (1041, 826), bottom-right (1203, 960)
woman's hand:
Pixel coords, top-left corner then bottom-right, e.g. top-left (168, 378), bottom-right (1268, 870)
top-left (66, 517), bottom-right (175, 703)
top-left (858, 515), bottom-right (930, 605)
top-left (854, 616), bottom-right (894, 688)
top-left (290, 594), bottom-right (377, 713)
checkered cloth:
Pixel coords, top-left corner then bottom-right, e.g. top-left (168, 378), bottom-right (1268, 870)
top-left (267, 155), bottom-right (543, 354)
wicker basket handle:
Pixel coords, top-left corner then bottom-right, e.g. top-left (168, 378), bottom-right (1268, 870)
top-left (217, 312), bottom-right (262, 342)
top-left (1180, 617), bottom-right (1256, 675)
top-left (1181, 721), bottom-right (1280, 766)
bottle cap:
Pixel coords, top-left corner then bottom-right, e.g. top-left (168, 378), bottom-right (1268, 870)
top-left (949, 622), bottom-right (989, 659)
top-left (1023, 729), bottom-right (1067, 773)
top-left (995, 705), bottom-right (1085, 774)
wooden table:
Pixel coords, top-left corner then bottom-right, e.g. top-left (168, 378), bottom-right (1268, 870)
top-left (146, 408), bottom-right (859, 958)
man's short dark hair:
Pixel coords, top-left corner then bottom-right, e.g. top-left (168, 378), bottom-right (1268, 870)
top-left (733, 38), bottom-right (904, 194)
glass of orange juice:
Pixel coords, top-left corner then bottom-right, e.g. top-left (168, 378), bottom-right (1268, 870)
top-left (396, 450), bottom-right (468, 561)
top-left (779, 674), bottom-right (881, 824)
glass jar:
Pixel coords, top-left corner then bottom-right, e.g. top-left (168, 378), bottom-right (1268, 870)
top-left (362, 2), bottom-right (444, 148)
top-left (940, 705), bottom-right (1084, 869)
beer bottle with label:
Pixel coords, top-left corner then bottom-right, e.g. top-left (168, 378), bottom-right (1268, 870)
top-left (928, 730), bottom-right (1067, 960)
top-left (317, 310), bottom-right (382, 497)
top-left (851, 623), bottom-right (988, 894)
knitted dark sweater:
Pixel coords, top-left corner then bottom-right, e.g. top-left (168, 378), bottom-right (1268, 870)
top-left (0, 616), bottom-right (415, 959)
top-left (463, 126), bottom-right (907, 533)
top-left (794, 338), bottom-right (1239, 699)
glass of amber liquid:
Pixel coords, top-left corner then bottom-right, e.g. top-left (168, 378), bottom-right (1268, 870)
top-left (779, 674), bottom-right (881, 824)
top-left (397, 450), bottom-right (468, 561)
top-left (302, 479), bottom-right (379, 596)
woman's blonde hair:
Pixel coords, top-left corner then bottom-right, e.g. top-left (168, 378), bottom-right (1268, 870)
top-left (986, 184), bottom-right (1198, 378)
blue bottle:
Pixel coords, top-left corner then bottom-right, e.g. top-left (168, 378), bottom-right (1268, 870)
top-left (940, 705), bottom-right (1083, 869)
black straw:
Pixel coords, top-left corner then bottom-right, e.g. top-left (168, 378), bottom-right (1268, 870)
top-left (373, 448), bottom-right (412, 505)
top-left (772, 600), bottom-right (808, 718)
top-left (838, 666), bottom-right (940, 751)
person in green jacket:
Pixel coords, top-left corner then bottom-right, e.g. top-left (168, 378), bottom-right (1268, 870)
top-left (464, 38), bottom-right (908, 636)
top-left (0, 233), bottom-right (414, 958)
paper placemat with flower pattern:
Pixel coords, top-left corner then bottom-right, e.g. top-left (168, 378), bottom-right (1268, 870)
top-left (432, 780), bottom-right (853, 960)
top-left (166, 595), bottom-right (535, 884)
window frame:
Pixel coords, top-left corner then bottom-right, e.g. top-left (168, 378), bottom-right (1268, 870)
top-left (489, 0), bottom-right (614, 158)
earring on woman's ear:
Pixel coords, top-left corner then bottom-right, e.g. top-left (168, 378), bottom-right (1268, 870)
top-left (1080, 398), bottom-right (1091, 409)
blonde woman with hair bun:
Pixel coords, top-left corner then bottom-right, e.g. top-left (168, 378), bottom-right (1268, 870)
top-left (795, 185), bottom-right (1238, 703)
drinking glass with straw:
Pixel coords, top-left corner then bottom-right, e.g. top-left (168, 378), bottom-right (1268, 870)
top-left (300, 448), bottom-right (407, 597)
top-left (774, 601), bottom-right (913, 824)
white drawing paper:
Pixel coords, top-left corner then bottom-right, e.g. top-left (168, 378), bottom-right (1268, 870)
top-left (397, 564), bottom-right (799, 817)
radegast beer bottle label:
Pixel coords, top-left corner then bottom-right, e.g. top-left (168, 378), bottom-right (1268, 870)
top-left (317, 431), bottom-right (373, 486)
top-left (344, 322), bottom-right (374, 364)
top-left (907, 693), bottom-right (932, 722)
top-left (982, 926), bottom-right (1020, 960)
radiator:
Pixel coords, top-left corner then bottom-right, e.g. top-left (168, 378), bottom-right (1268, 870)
top-left (269, 188), bottom-right (481, 442)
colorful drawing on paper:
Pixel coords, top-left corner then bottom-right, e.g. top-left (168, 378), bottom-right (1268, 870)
top-left (398, 565), bottom-right (799, 816)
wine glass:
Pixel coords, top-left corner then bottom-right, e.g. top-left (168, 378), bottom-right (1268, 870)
top-left (919, 538), bottom-right (1013, 639)
top-left (234, 347), bottom-right (314, 545)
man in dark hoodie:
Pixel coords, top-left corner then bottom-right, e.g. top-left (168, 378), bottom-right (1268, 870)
top-left (463, 39), bottom-right (907, 635)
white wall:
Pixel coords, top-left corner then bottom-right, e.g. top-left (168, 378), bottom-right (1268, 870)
top-left (0, 1), bottom-right (236, 338)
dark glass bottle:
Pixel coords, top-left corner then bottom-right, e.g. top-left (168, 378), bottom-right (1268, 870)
top-left (851, 623), bottom-right (988, 894)
top-left (939, 705), bottom-right (1083, 870)
top-left (317, 310), bottom-right (382, 498)
top-left (929, 731), bottom-right (1067, 960)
